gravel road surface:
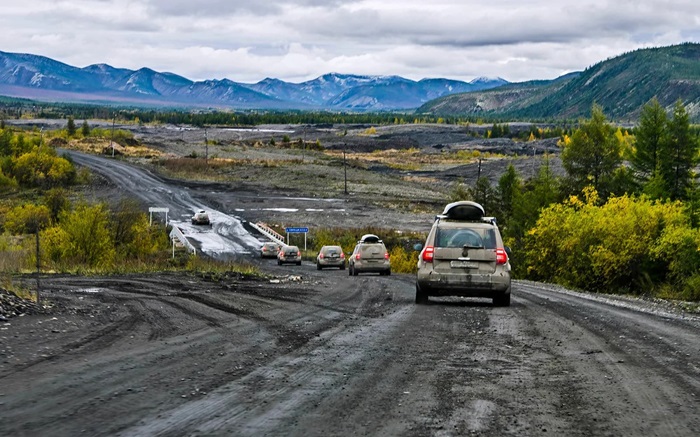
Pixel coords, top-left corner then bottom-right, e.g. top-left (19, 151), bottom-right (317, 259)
top-left (1, 136), bottom-right (699, 436)
top-left (2, 269), bottom-right (699, 436)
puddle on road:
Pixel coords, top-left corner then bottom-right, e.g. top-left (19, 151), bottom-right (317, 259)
top-left (72, 288), bottom-right (105, 294)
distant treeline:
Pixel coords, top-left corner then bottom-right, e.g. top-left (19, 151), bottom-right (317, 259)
top-left (0, 97), bottom-right (577, 127)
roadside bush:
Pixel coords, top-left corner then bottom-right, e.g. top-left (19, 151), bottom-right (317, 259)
top-left (42, 188), bottom-right (71, 223)
top-left (389, 246), bottom-right (418, 274)
top-left (650, 225), bottom-right (700, 299)
top-left (0, 168), bottom-right (17, 190)
top-left (3, 204), bottom-right (51, 235)
top-left (11, 145), bottom-right (76, 188)
top-left (57, 203), bottom-right (116, 268)
top-left (525, 187), bottom-right (690, 293)
top-left (40, 225), bottom-right (70, 267)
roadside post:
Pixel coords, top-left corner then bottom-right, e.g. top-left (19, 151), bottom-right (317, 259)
top-left (285, 227), bottom-right (309, 250)
top-left (148, 207), bottom-right (170, 226)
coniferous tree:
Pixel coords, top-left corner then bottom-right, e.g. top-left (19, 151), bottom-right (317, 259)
top-left (659, 100), bottom-right (699, 201)
top-left (631, 97), bottom-right (667, 183)
top-left (66, 116), bottom-right (77, 137)
top-left (561, 104), bottom-right (622, 200)
top-left (496, 163), bottom-right (522, 226)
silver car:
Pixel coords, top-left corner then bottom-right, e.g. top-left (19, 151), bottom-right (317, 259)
top-left (348, 234), bottom-right (391, 276)
top-left (261, 242), bottom-right (281, 259)
top-left (191, 210), bottom-right (210, 225)
top-left (316, 245), bottom-right (346, 270)
top-left (277, 245), bottom-right (302, 265)
top-left (415, 201), bottom-right (511, 306)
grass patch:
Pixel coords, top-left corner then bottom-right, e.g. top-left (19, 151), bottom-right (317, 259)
top-left (66, 137), bottom-right (164, 158)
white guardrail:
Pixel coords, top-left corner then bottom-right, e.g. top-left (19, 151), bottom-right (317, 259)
top-left (169, 224), bottom-right (196, 257)
top-left (250, 222), bottom-right (285, 244)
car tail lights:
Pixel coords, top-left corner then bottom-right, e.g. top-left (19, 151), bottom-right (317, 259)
top-left (355, 253), bottom-right (361, 260)
top-left (496, 248), bottom-right (508, 265)
top-left (421, 246), bottom-right (434, 262)
top-left (384, 252), bottom-right (390, 259)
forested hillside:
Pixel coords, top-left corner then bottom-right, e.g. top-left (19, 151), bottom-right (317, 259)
top-left (420, 43), bottom-right (700, 121)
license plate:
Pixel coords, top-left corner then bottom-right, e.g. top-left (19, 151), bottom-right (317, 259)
top-left (451, 260), bottom-right (478, 269)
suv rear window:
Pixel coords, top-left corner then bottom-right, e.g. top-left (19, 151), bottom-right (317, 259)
top-left (436, 227), bottom-right (497, 249)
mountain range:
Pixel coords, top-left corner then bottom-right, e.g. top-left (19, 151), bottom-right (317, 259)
top-left (1, 43), bottom-right (699, 120)
top-left (0, 50), bottom-right (507, 111)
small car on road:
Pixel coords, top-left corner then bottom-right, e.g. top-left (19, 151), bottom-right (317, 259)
top-left (278, 245), bottom-right (302, 265)
top-left (316, 245), bottom-right (346, 270)
top-left (415, 201), bottom-right (511, 306)
top-left (191, 210), bottom-right (210, 225)
top-left (348, 234), bottom-right (391, 276)
top-left (261, 241), bottom-right (282, 259)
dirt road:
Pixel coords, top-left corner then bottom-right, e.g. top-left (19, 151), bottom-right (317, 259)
top-left (2, 267), bottom-right (699, 436)
top-left (2, 127), bottom-right (698, 436)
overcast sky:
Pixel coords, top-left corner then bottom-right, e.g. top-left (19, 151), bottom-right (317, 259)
top-left (1, 0), bottom-right (698, 84)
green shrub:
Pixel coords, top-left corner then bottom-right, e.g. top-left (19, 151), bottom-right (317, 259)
top-left (4, 203), bottom-right (51, 234)
top-left (525, 187), bottom-right (693, 295)
top-left (389, 245), bottom-right (418, 274)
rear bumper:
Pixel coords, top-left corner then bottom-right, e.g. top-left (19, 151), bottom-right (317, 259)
top-left (417, 271), bottom-right (510, 296)
top-left (318, 259), bottom-right (345, 267)
top-left (353, 261), bottom-right (390, 273)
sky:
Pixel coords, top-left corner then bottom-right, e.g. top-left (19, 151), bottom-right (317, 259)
top-left (1, 0), bottom-right (699, 85)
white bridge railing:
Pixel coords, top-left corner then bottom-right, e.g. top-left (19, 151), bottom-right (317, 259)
top-left (169, 225), bottom-right (196, 257)
top-left (250, 222), bottom-right (285, 244)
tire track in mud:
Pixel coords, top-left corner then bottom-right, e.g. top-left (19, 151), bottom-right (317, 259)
top-left (514, 282), bottom-right (700, 436)
top-left (1, 312), bottom-right (141, 375)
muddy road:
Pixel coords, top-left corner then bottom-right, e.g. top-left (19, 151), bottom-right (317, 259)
top-left (2, 268), bottom-right (699, 436)
top-left (1, 139), bottom-right (699, 436)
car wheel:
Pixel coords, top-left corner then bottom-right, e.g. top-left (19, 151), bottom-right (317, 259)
top-left (353, 267), bottom-right (358, 276)
top-left (341, 264), bottom-right (345, 270)
top-left (317, 263), bottom-right (322, 270)
top-left (386, 269), bottom-right (391, 276)
top-left (493, 289), bottom-right (511, 307)
top-left (277, 260), bottom-right (282, 265)
top-left (297, 261), bottom-right (302, 266)
top-left (415, 283), bottom-right (429, 304)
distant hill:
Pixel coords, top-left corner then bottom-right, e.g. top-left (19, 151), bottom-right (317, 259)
top-left (0, 51), bottom-right (506, 111)
top-left (419, 43), bottom-right (700, 121)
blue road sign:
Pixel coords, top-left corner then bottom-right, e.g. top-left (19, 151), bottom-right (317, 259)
top-left (286, 227), bottom-right (309, 233)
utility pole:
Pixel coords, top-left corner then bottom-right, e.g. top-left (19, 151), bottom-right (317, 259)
top-left (343, 146), bottom-right (348, 195)
top-left (35, 228), bottom-right (40, 303)
top-left (111, 115), bottom-right (116, 158)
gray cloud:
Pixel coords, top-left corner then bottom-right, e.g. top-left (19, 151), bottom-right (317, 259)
top-left (0, 0), bottom-right (698, 83)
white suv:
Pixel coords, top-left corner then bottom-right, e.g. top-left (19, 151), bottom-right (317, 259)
top-left (415, 201), bottom-right (511, 306)
top-left (348, 234), bottom-right (391, 276)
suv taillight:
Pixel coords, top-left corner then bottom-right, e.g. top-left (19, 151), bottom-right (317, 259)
top-left (496, 248), bottom-right (508, 265)
top-left (319, 253), bottom-right (324, 259)
top-left (421, 246), bottom-right (434, 262)
top-left (355, 253), bottom-right (361, 260)
top-left (384, 252), bottom-right (390, 260)
top-left (340, 252), bottom-right (345, 259)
